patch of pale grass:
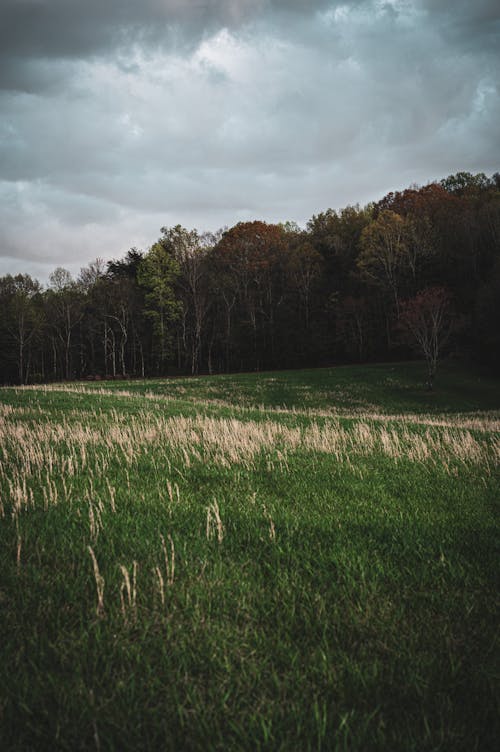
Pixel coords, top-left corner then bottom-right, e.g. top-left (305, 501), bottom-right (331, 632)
top-left (9, 382), bottom-right (499, 431)
top-left (1, 379), bottom-right (498, 525)
top-left (1, 410), bottom-right (497, 479)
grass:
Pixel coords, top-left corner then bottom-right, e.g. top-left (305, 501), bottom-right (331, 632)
top-left (0, 361), bottom-right (498, 751)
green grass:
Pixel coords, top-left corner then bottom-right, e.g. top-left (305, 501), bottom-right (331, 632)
top-left (69, 359), bottom-right (500, 413)
top-left (0, 361), bottom-right (498, 751)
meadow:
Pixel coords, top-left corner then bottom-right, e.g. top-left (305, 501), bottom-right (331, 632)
top-left (0, 361), bottom-right (498, 751)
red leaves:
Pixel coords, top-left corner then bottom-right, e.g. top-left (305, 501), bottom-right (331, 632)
top-left (215, 221), bottom-right (286, 272)
top-left (399, 287), bottom-right (453, 383)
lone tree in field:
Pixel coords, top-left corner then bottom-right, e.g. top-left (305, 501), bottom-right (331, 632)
top-left (399, 286), bottom-right (453, 390)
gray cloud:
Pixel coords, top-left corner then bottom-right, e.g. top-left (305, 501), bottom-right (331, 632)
top-left (0, 0), bottom-right (498, 280)
top-left (420, 0), bottom-right (500, 50)
top-left (0, 1), bottom-right (334, 65)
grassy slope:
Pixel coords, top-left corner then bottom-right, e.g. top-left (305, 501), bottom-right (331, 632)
top-left (0, 361), bottom-right (498, 751)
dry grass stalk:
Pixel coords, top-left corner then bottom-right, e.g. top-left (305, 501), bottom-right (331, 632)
top-left (206, 500), bottom-right (224, 543)
top-left (160, 533), bottom-right (175, 586)
top-left (166, 480), bottom-right (180, 504)
top-left (154, 566), bottom-right (165, 607)
top-left (119, 561), bottom-right (138, 619)
top-left (88, 546), bottom-right (105, 617)
top-left (105, 479), bottom-right (116, 513)
top-left (267, 515), bottom-right (276, 541)
top-left (88, 496), bottom-right (104, 542)
top-left (262, 505), bottom-right (276, 541)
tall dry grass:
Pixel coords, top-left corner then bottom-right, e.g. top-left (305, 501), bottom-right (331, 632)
top-left (1, 402), bottom-right (497, 522)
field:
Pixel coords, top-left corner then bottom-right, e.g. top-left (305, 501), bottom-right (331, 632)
top-left (0, 361), bottom-right (499, 751)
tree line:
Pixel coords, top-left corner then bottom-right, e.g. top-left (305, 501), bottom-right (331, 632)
top-left (1, 170), bottom-right (499, 385)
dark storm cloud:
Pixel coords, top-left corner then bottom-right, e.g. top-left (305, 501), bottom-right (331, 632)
top-left (0, 1), bottom-right (498, 279)
top-left (0, 1), bottom-right (333, 62)
top-left (0, 0), bottom-right (342, 94)
top-left (420, 0), bottom-right (500, 49)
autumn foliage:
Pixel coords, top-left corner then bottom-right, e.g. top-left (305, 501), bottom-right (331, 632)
top-left (1, 171), bottom-right (499, 384)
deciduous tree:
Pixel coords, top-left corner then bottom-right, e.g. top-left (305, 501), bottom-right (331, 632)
top-left (399, 287), bottom-right (454, 389)
top-left (138, 240), bottom-right (180, 373)
top-left (0, 274), bottom-right (42, 384)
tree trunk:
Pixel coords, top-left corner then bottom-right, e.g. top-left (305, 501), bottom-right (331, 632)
top-left (19, 340), bottom-right (24, 385)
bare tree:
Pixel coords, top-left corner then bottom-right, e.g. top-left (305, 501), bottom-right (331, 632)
top-left (48, 268), bottom-right (83, 380)
top-left (399, 287), bottom-right (454, 389)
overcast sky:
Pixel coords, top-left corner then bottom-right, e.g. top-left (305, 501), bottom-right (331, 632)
top-left (0, 0), bottom-right (499, 281)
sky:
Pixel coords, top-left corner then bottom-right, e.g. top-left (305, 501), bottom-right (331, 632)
top-left (0, 0), bottom-right (499, 281)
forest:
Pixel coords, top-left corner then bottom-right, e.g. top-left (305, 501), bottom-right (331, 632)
top-left (1, 170), bottom-right (499, 385)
